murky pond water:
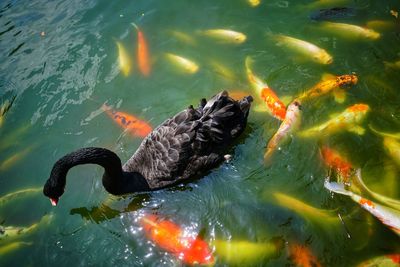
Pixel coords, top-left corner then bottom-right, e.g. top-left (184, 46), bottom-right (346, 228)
top-left (1, 0), bottom-right (400, 266)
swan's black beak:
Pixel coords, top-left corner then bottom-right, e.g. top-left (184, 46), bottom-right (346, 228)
top-left (49, 197), bottom-right (59, 206)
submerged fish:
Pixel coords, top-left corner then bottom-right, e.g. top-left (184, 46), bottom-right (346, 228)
top-left (356, 254), bottom-right (400, 267)
top-left (299, 104), bottom-right (370, 137)
top-left (309, 7), bottom-right (356, 21)
top-left (164, 53), bottom-right (199, 74)
top-left (168, 30), bottom-right (197, 46)
top-left (325, 179), bottom-right (400, 236)
top-left (0, 187), bottom-right (41, 205)
top-left (321, 146), bottom-right (353, 183)
top-left (0, 124), bottom-right (30, 152)
top-left (116, 41), bottom-right (132, 76)
top-left (306, 0), bottom-right (351, 9)
top-left (383, 137), bottom-right (400, 167)
top-left (289, 243), bottom-right (322, 267)
top-left (101, 104), bottom-right (152, 138)
top-left (0, 145), bottom-right (35, 171)
top-left (0, 95), bottom-right (16, 128)
top-left (264, 100), bottom-right (302, 162)
top-left (0, 241), bottom-right (32, 255)
top-left (272, 34), bottom-right (333, 64)
top-left (131, 23), bottom-right (151, 76)
top-left (140, 214), bottom-right (214, 265)
top-left (208, 59), bottom-right (236, 81)
top-left (198, 29), bottom-right (246, 44)
top-left (245, 56), bottom-right (287, 120)
top-left (366, 20), bottom-right (397, 31)
top-left (214, 239), bottom-right (281, 265)
top-left (384, 59), bottom-right (400, 69)
top-left (320, 22), bottom-right (381, 40)
top-left (298, 73), bottom-right (358, 103)
top-left (247, 0), bottom-right (261, 8)
top-left (369, 124), bottom-right (400, 139)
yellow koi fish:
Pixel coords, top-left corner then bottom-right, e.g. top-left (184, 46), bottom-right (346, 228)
top-left (116, 41), bottom-right (132, 76)
top-left (369, 124), bottom-right (400, 139)
top-left (168, 30), bottom-right (197, 46)
top-left (0, 187), bottom-right (41, 205)
top-left (273, 34), bottom-right (333, 64)
top-left (247, 0), bottom-right (261, 7)
top-left (366, 20), bottom-right (396, 31)
top-left (264, 100), bottom-right (302, 162)
top-left (384, 59), bottom-right (400, 69)
top-left (325, 179), bottom-right (400, 236)
top-left (213, 239), bottom-right (281, 265)
top-left (199, 29), bottom-right (247, 44)
top-left (0, 241), bottom-right (32, 255)
top-left (0, 145), bottom-right (35, 171)
top-left (320, 22), bottom-right (380, 40)
top-left (298, 73), bottom-right (358, 103)
top-left (164, 53), bottom-right (199, 74)
top-left (299, 104), bottom-right (370, 137)
top-left (383, 137), bottom-right (400, 167)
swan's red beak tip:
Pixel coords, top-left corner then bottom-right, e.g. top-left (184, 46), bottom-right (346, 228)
top-left (50, 197), bottom-right (58, 206)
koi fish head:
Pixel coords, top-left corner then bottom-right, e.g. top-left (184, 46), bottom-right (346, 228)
top-left (336, 74), bottom-right (358, 86)
top-left (287, 99), bottom-right (302, 113)
top-left (314, 51), bottom-right (333, 65)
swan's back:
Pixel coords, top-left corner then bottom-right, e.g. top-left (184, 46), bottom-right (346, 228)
top-left (123, 91), bottom-right (253, 189)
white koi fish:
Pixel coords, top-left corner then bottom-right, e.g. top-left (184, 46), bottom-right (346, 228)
top-left (320, 22), bottom-right (380, 40)
top-left (199, 29), bottom-right (246, 44)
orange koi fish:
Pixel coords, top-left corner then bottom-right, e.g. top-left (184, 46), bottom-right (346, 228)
top-left (299, 104), bottom-right (370, 137)
top-left (132, 23), bottom-right (151, 76)
top-left (321, 146), bottom-right (353, 183)
top-left (101, 104), bottom-right (152, 138)
top-left (140, 214), bottom-right (214, 265)
top-left (264, 100), bottom-right (302, 161)
top-left (245, 56), bottom-right (286, 120)
top-left (325, 176), bottom-right (400, 236)
top-left (299, 74), bottom-right (358, 103)
top-left (289, 243), bottom-right (322, 267)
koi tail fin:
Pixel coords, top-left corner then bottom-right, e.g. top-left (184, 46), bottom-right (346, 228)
top-left (324, 180), bottom-right (353, 197)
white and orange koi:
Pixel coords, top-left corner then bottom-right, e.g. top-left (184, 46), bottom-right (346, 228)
top-left (116, 41), bottom-right (132, 76)
top-left (320, 22), bottom-right (380, 40)
top-left (198, 29), bottom-right (246, 44)
top-left (325, 178), bottom-right (400, 236)
top-left (245, 56), bottom-right (287, 120)
top-left (264, 100), bottom-right (302, 161)
top-left (299, 104), bottom-right (370, 137)
top-left (164, 53), bottom-right (199, 74)
top-left (321, 146), bottom-right (353, 184)
top-left (299, 73), bottom-right (358, 103)
top-left (272, 34), bottom-right (333, 64)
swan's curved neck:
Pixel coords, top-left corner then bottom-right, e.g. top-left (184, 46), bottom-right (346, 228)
top-left (48, 147), bottom-right (150, 196)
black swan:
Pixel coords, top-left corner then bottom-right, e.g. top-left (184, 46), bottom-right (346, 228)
top-left (43, 91), bottom-right (253, 206)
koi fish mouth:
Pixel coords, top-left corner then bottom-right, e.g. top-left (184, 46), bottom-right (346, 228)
top-left (49, 197), bottom-right (59, 206)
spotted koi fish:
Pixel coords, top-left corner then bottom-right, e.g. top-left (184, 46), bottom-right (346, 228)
top-left (101, 104), bottom-right (152, 138)
top-left (140, 214), bottom-right (214, 265)
top-left (325, 178), bottom-right (400, 236)
top-left (321, 146), bottom-right (353, 183)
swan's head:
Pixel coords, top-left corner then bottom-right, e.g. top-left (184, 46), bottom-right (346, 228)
top-left (43, 173), bottom-right (66, 206)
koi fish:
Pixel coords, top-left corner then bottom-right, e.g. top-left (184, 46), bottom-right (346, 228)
top-left (0, 95), bottom-right (16, 128)
top-left (369, 124), bottom-right (400, 139)
top-left (0, 241), bottom-right (32, 255)
top-left (247, 0), bottom-right (261, 7)
top-left (384, 59), bottom-right (400, 69)
top-left (289, 243), bottom-right (322, 267)
top-left (131, 23), bottom-right (151, 76)
top-left (356, 254), bottom-right (400, 267)
top-left (208, 59), bottom-right (235, 81)
top-left (298, 73), bottom-right (358, 103)
top-left (0, 145), bottom-right (35, 171)
top-left (0, 124), bottom-right (30, 152)
top-left (390, 10), bottom-right (399, 19)
top-left (0, 187), bottom-right (41, 205)
top-left (168, 30), bottom-right (197, 46)
top-left (272, 34), bottom-right (333, 64)
top-left (116, 41), bottom-right (132, 76)
top-left (383, 137), bottom-right (400, 167)
top-left (245, 56), bottom-right (286, 120)
top-left (272, 192), bottom-right (339, 226)
top-left (320, 22), bottom-right (380, 40)
top-left (198, 29), bottom-right (246, 44)
top-left (309, 7), bottom-right (356, 21)
top-left (353, 169), bottom-right (400, 211)
top-left (0, 214), bottom-right (53, 242)
top-left (140, 214), bottom-right (214, 265)
top-left (101, 104), bottom-right (152, 138)
top-left (324, 179), bottom-right (400, 236)
top-left (264, 100), bottom-right (302, 161)
top-left (164, 53), bottom-right (199, 74)
top-left (366, 20), bottom-right (396, 31)
top-left (321, 146), bottom-right (353, 183)
top-left (214, 239), bottom-right (281, 265)
top-left (299, 104), bottom-right (370, 137)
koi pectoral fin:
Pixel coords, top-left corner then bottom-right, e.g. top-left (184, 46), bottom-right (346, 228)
top-left (333, 88), bottom-right (346, 103)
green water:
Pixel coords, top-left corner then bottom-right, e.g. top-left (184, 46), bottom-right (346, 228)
top-left (1, 0), bottom-right (400, 266)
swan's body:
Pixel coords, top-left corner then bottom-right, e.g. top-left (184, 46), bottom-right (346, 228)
top-left (43, 91), bottom-right (252, 205)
